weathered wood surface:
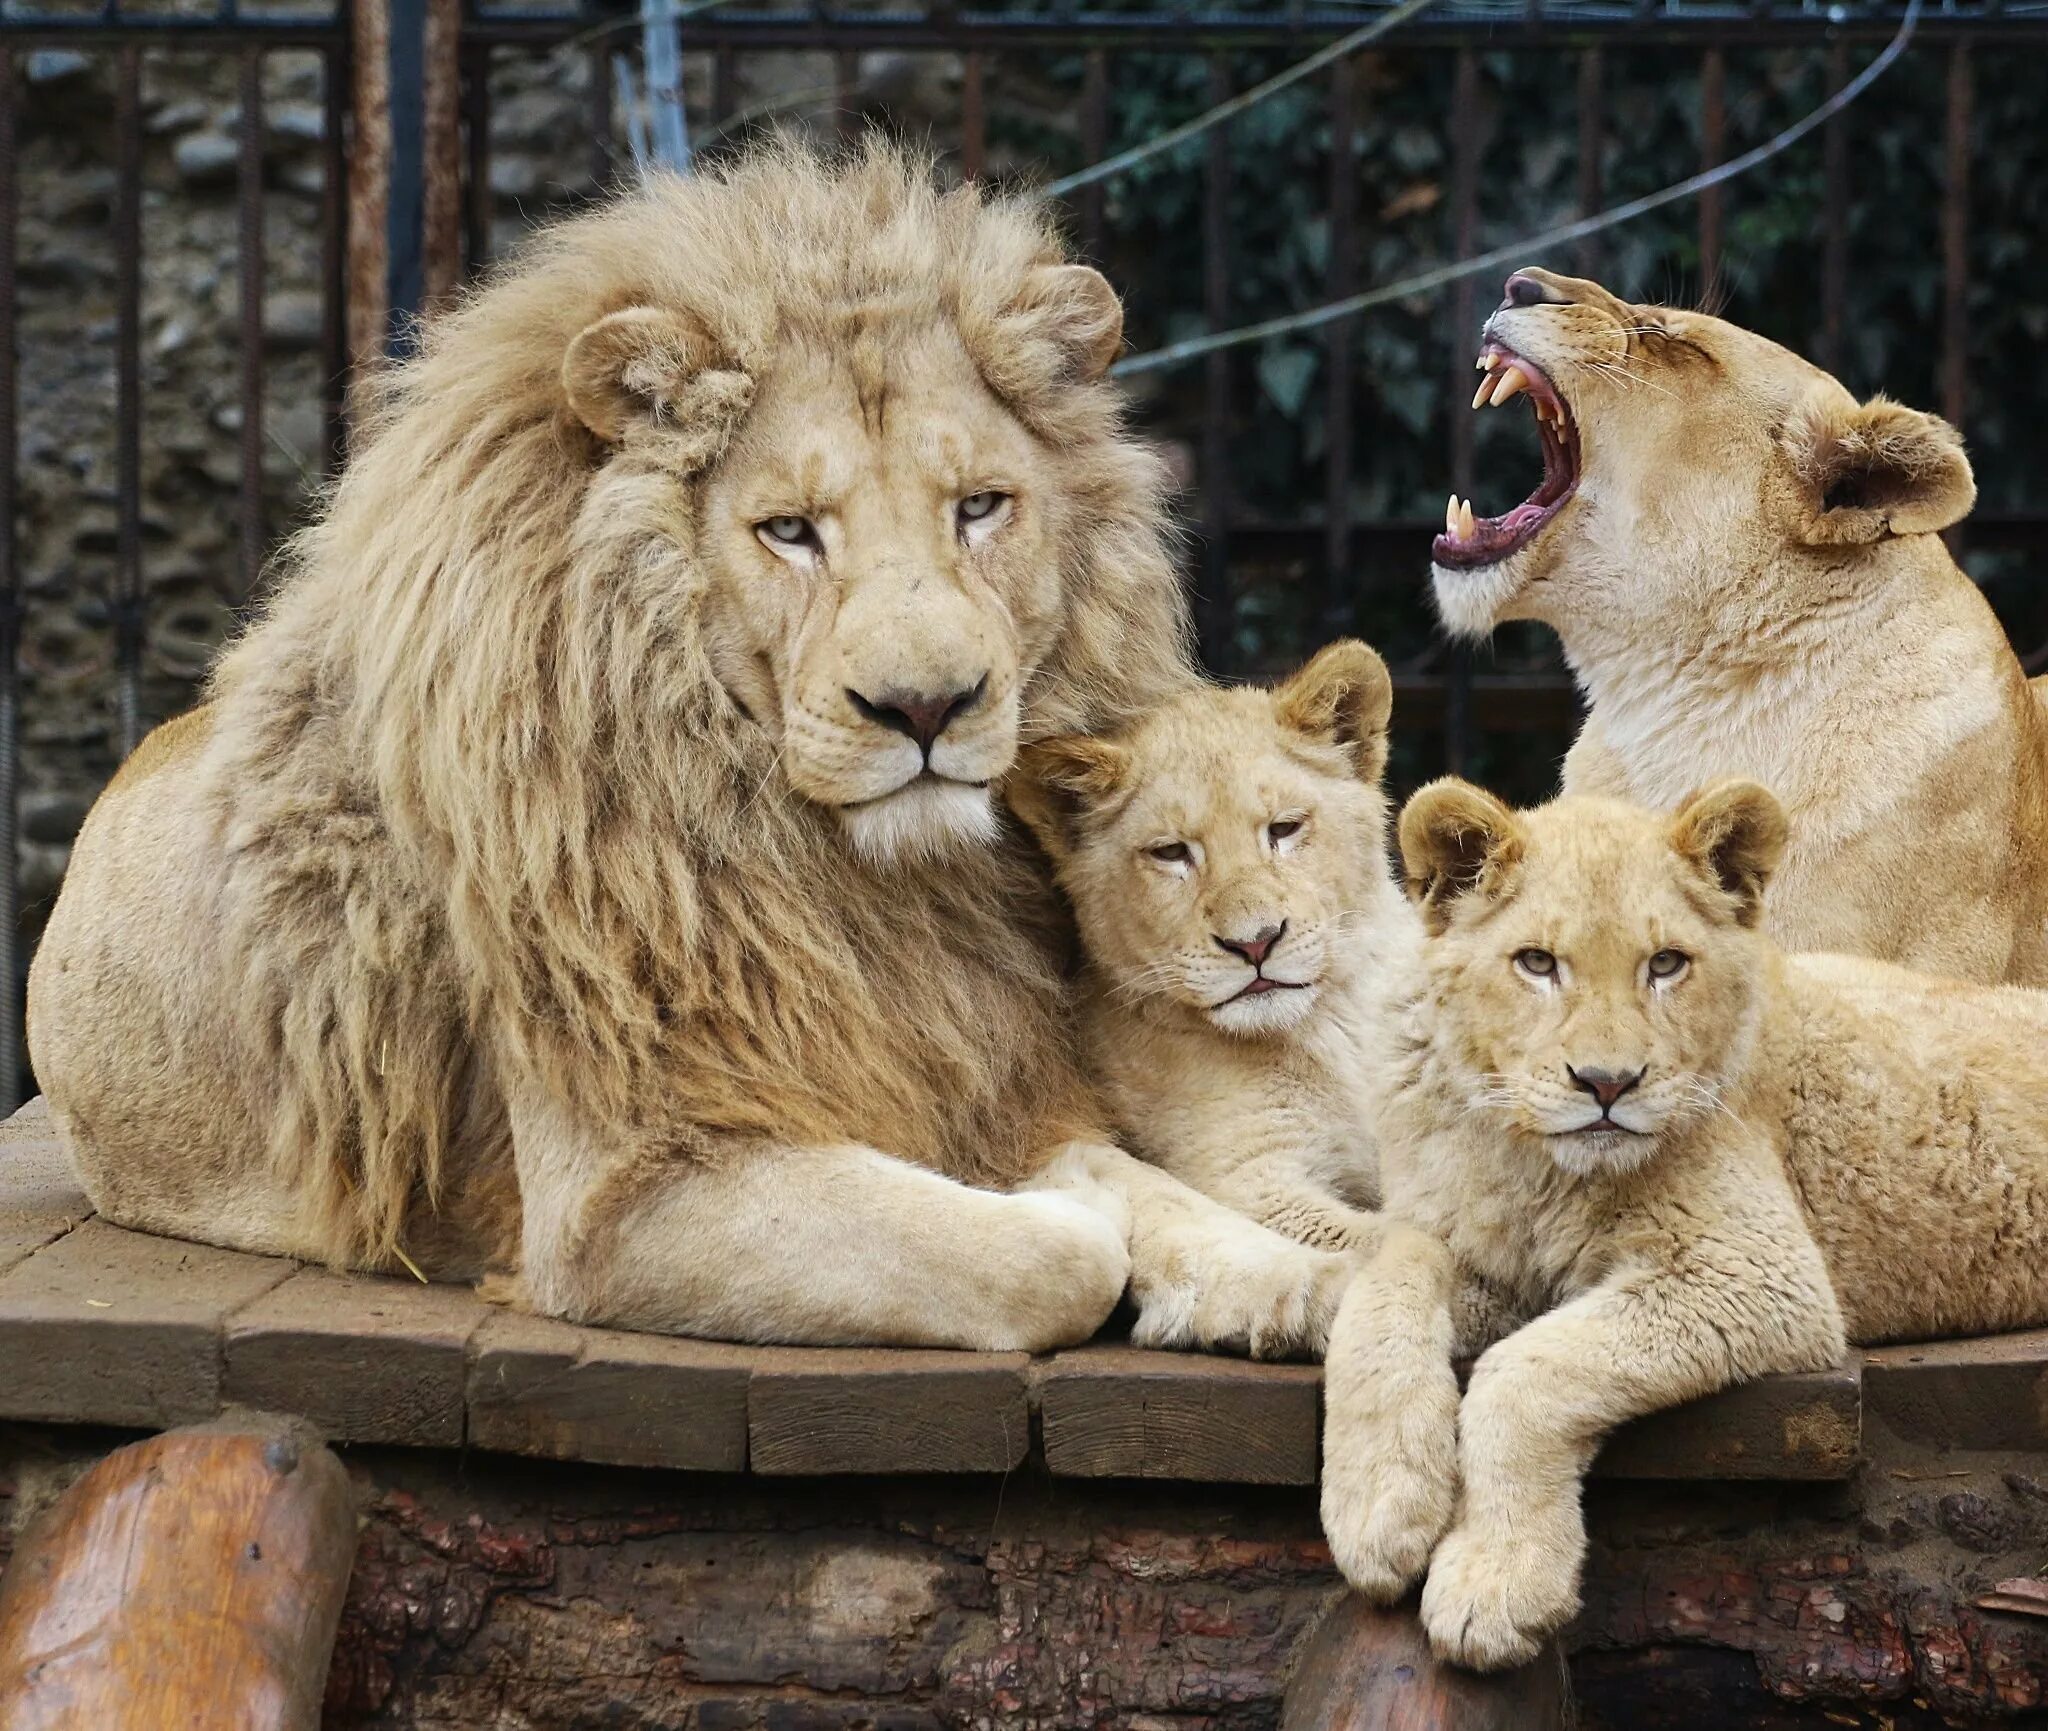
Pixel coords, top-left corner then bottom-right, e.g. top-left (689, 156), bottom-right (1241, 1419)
top-left (7, 1096), bottom-right (2026, 1486)
top-left (0, 1416), bottom-right (356, 1730)
top-left (1280, 1594), bottom-right (1568, 1730)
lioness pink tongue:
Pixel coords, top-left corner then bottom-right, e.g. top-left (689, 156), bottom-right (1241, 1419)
top-left (1433, 350), bottom-right (1579, 570)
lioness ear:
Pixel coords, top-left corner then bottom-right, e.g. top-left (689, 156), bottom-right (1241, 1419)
top-left (1005, 735), bottom-right (1132, 862)
top-left (1783, 394), bottom-right (1974, 545)
top-left (1669, 780), bottom-right (1787, 927)
top-left (563, 305), bottom-right (754, 453)
top-left (1397, 779), bottom-right (1525, 935)
top-left (1273, 639), bottom-right (1394, 786)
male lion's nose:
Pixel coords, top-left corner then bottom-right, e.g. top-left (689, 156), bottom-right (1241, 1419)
top-left (1568, 1063), bottom-right (1645, 1111)
top-left (1215, 922), bottom-right (1286, 968)
top-left (847, 675), bottom-right (988, 756)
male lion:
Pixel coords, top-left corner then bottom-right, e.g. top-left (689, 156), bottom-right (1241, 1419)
top-left (28, 143), bottom-right (1349, 1355)
top-left (1319, 779), bottom-right (2048, 1670)
top-left (1433, 267), bottom-right (2048, 983)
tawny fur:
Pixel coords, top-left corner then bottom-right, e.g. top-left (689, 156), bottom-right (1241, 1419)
top-left (1319, 781), bottom-right (2048, 1670)
top-left (1432, 267), bottom-right (2048, 983)
top-left (1008, 643), bottom-right (1408, 1255)
top-left (29, 141), bottom-right (1348, 1355)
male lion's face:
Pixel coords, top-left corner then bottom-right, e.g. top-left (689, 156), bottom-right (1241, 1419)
top-left (1430, 268), bottom-right (1975, 640)
top-left (562, 262), bottom-right (1128, 865)
top-left (1399, 779), bottom-right (1784, 1178)
top-left (1009, 642), bottom-right (1397, 1038)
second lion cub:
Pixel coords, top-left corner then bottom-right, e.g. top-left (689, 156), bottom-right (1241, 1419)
top-left (1007, 641), bottom-right (1413, 1253)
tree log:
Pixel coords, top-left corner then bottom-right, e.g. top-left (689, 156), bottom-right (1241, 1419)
top-left (0, 1416), bottom-right (356, 1730)
top-left (1281, 1594), bottom-right (1568, 1731)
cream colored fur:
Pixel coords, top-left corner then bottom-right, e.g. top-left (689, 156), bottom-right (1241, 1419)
top-left (1320, 780), bottom-right (2048, 1670)
top-left (1008, 643), bottom-right (1408, 1258)
top-left (29, 140), bottom-right (1346, 1357)
top-left (1433, 267), bottom-right (2048, 983)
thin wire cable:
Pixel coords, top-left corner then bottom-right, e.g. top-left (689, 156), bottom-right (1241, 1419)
top-left (1111, 0), bottom-right (1923, 378)
top-left (1045, 0), bottom-right (1438, 197)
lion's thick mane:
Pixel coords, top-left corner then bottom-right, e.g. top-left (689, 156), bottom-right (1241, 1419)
top-left (203, 142), bottom-right (1193, 1265)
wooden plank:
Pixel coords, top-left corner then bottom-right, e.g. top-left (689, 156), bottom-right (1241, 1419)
top-left (1862, 1330), bottom-right (2048, 1451)
top-left (0, 1097), bottom-right (89, 1276)
top-left (224, 1267), bottom-right (490, 1447)
top-left (1038, 1345), bottom-right (1320, 1485)
top-left (1281, 1594), bottom-right (1566, 1731)
top-left (748, 1348), bottom-right (1031, 1476)
top-left (0, 1218), bottom-right (291, 1427)
top-left (1593, 1365), bottom-right (1860, 1481)
top-left (0, 1415), bottom-right (355, 1730)
top-left (466, 1310), bottom-right (752, 1471)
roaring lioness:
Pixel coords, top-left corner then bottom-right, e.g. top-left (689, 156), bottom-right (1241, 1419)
top-left (1433, 267), bottom-right (2048, 984)
top-left (1319, 779), bottom-right (2048, 1670)
top-left (28, 143), bottom-right (1351, 1356)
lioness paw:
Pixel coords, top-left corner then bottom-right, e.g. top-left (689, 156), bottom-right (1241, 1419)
top-left (1420, 1513), bottom-right (1580, 1672)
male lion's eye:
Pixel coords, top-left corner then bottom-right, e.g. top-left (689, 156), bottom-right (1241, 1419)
top-left (1648, 948), bottom-right (1690, 980)
top-left (757, 515), bottom-right (817, 550)
top-left (1146, 841), bottom-right (1192, 866)
top-left (957, 491), bottom-right (1009, 528)
top-left (1513, 948), bottom-right (1557, 978)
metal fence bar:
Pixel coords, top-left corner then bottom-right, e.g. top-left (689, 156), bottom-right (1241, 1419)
top-left (1079, 48), bottom-right (1107, 257)
top-left (1942, 41), bottom-right (1971, 432)
top-left (589, 42), bottom-right (614, 187)
top-left (1199, 52), bottom-right (1234, 671)
top-left (114, 44), bottom-right (144, 760)
top-left (463, 42), bottom-right (492, 273)
top-left (1575, 46), bottom-right (1602, 277)
top-left (0, 44), bottom-right (18, 1104)
top-left (320, 40), bottom-right (348, 475)
top-left (1698, 46), bottom-right (1724, 296)
top-left (961, 49), bottom-right (985, 179)
top-left (238, 47), bottom-right (266, 603)
top-left (1819, 39), bottom-right (1847, 375)
top-left (1322, 54), bottom-right (1357, 641)
top-left (1444, 45), bottom-right (1481, 771)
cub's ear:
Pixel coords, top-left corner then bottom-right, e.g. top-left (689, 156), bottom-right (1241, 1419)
top-left (1273, 639), bottom-right (1394, 786)
top-left (1004, 735), bottom-right (1132, 863)
top-left (563, 305), bottom-right (754, 456)
top-left (1669, 780), bottom-right (1787, 927)
top-left (1782, 394), bottom-right (1974, 545)
top-left (1397, 779), bottom-right (1525, 935)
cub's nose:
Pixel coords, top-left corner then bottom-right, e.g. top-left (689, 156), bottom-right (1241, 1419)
top-left (1568, 1064), bottom-right (1645, 1111)
top-left (847, 675), bottom-right (988, 756)
top-left (1215, 922), bottom-right (1286, 968)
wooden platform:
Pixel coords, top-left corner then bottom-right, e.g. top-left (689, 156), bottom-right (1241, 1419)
top-left (4, 1098), bottom-right (2038, 1481)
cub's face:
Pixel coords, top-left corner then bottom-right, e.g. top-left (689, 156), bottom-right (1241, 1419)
top-left (1399, 780), bottom-right (1786, 1177)
top-left (1008, 641), bottom-right (1397, 1038)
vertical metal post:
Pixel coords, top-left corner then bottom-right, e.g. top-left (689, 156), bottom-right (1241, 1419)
top-left (589, 44), bottom-right (615, 189)
top-left (961, 51), bottom-right (985, 180)
top-left (1698, 48), bottom-right (1725, 301)
top-left (320, 40), bottom-right (347, 475)
top-left (463, 44), bottom-right (492, 275)
top-left (0, 48), bottom-right (19, 1105)
top-left (1575, 47), bottom-right (1603, 278)
top-left (1941, 43), bottom-right (1971, 434)
top-left (1078, 50), bottom-right (1107, 257)
top-left (114, 46), bottom-right (144, 760)
top-left (1199, 55), bottom-right (1234, 673)
top-left (1445, 47), bottom-right (1482, 773)
top-left (1819, 40), bottom-right (1848, 377)
top-left (1322, 55), bottom-right (1358, 639)
top-left (237, 49), bottom-right (266, 605)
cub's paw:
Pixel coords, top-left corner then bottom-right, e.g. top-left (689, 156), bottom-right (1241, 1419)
top-left (1320, 1412), bottom-right (1459, 1602)
top-left (1420, 1509), bottom-right (1581, 1672)
top-left (991, 1193), bottom-right (1132, 1353)
top-left (1131, 1222), bottom-right (1349, 1360)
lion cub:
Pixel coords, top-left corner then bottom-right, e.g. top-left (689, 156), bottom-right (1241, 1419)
top-left (1007, 641), bottom-right (1415, 1253)
top-left (1320, 777), bottom-right (2048, 1673)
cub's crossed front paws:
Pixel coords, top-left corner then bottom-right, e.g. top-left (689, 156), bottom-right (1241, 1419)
top-left (1419, 1504), bottom-right (1583, 1671)
top-left (1130, 1218), bottom-right (1350, 1359)
top-left (1320, 1394), bottom-right (1460, 1601)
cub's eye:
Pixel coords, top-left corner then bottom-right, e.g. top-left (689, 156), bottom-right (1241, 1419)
top-left (1513, 948), bottom-right (1557, 979)
top-left (958, 490), bottom-right (1008, 523)
top-left (1146, 841), bottom-right (1192, 867)
top-left (757, 515), bottom-right (818, 551)
top-left (1648, 948), bottom-right (1690, 980)
top-left (1266, 816), bottom-right (1305, 846)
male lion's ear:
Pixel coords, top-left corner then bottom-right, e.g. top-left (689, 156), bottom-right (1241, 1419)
top-left (1669, 780), bottom-right (1787, 928)
top-left (1783, 394), bottom-right (1975, 546)
top-left (1397, 779), bottom-right (1525, 935)
top-left (563, 305), bottom-right (754, 451)
top-left (1004, 735), bottom-right (1132, 862)
top-left (1273, 639), bottom-right (1394, 786)
top-left (999, 264), bottom-right (1125, 385)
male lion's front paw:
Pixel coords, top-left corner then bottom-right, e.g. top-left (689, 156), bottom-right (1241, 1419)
top-left (1130, 1221), bottom-right (1349, 1359)
top-left (1420, 1510), bottom-right (1581, 1672)
top-left (991, 1193), bottom-right (1132, 1353)
top-left (1320, 1416), bottom-right (1459, 1602)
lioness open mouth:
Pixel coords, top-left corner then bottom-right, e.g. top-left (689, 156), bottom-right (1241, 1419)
top-left (1433, 345), bottom-right (1579, 570)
